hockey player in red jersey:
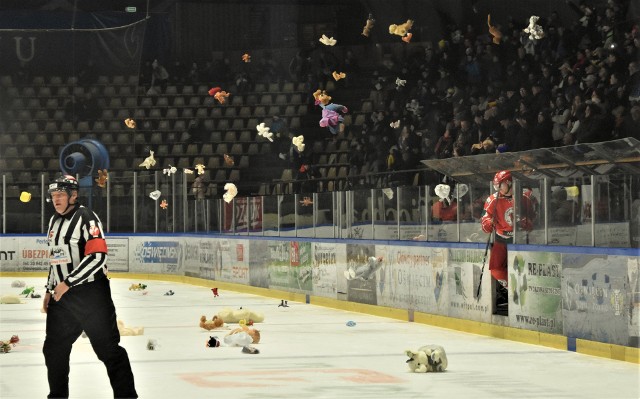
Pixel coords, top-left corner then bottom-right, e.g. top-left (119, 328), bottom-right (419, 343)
top-left (481, 171), bottom-right (534, 310)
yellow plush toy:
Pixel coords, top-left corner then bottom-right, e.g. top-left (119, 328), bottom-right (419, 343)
top-left (117, 319), bottom-right (144, 336)
top-left (217, 307), bottom-right (265, 323)
top-left (389, 19), bottom-right (414, 37)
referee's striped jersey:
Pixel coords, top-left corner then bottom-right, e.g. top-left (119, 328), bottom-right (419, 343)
top-left (45, 203), bottom-right (108, 291)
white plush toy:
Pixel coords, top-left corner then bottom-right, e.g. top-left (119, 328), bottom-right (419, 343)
top-left (217, 307), bottom-right (265, 323)
top-left (523, 15), bottom-right (544, 40)
top-left (405, 345), bottom-right (448, 372)
top-left (139, 150), bottom-right (156, 169)
top-left (163, 165), bottom-right (177, 176)
top-left (292, 135), bottom-right (305, 152)
top-left (256, 123), bottom-right (273, 142)
top-left (344, 256), bottom-right (384, 281)
top-left (222, 183), bottom-right (238, 203)
top-left (319, 34), bottom-right (337, 46)
top-left (434, 184), bottom-right (451, 201)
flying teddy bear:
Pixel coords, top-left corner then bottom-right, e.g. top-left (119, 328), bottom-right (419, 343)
top-left (95, 169), bottom-right (108, 188)
top-left (523, 15), bottom-right (544, 40)
top-left (217, 307), bottom-right (264, 323)
top-left (292, 135), bottom-right (305, 152)
top-left (405, 345), bottom-right (448, 372)
top-left (362, 13), bottom-right (375, 37)
top-left (139, 150), bottom-right (156, 169)
top-left (256, 122), bottom-right (274, 142)
top-left (389, 19), bottom-right (413, 37)
top-left (124, 118), bottom-right (136, 129)
top-left (487, 14), bottom-right (502, 44)
top-left (223, 183), bottom-right (238, 203)
top-left (313, 89), bottom-right (348, 135)
top-left (332, 71), bottom-right (346, 81)
top-left (199, 315), bottom-right (226, 331)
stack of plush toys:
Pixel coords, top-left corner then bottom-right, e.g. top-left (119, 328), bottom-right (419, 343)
top-left (202, 307), bottom-right (263, 354)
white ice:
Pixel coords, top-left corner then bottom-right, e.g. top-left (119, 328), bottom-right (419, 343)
top-left (1, 277), bottom-right (638, 399)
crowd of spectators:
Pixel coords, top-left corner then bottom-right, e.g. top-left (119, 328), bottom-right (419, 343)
top-left (348, 0), bottom-right (639, 188)
top-left (144, 1), bottom-right (637, 191)
top-left (5, 1), bottom-right (638, 195)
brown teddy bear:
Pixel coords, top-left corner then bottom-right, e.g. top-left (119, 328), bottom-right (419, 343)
top-left (362, 14), bottom-right (375, 37)
top-left (199, 315), bottom-right (225, 331)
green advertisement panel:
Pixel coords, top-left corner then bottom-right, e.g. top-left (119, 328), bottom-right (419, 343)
top-left (267, 240), bottom-right (291, 290)
top-left (508, 251), bottom-right (562, 334)
top-left (289, 241), bottom-right (312, 292)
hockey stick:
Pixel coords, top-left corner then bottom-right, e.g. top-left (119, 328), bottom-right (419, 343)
top-left (476, 192), bottom-right (498, 301)
top-left (475, 230), bottom-right (492, 301)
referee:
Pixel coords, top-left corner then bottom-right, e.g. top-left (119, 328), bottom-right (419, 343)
top-left (42, 175), bottom-right (137, 399)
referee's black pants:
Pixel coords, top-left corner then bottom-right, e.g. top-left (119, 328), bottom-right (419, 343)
top-left (43, 276), bottom-right (137, 399)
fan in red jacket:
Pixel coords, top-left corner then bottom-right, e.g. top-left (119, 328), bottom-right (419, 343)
top-left (481, 171), bottom-right (534, 286)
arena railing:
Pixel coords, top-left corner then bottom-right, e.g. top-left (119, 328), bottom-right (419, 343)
top-left (1, 139), bottom-right (638, 249)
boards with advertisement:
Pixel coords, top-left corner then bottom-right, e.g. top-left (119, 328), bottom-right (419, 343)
top-left (289, 241), bottom-right (312, 293)
top-left (344, 243), bottom-right (377, 305)
top-left (18, 236), bottom-right (49, 272)
top-left (508, 250), bottom-right (563, 334)
top-left (446, 247), bottom-right (492, 322)
top-left (312, 242), bottom-right (341, 298)
top-left (130, 238), bottom-right (183, 274)
top-left (267, 240), bottom-right (291, 290)
top-left (0, 237), bottom-right (20, 271)
top-left (376, 245), bottom-right (447, 314)
top-left (248, 239), bottom-right (270, 288)
top-left (562, 253), bottom-right (633, 346)
top-left (106, 237), bottom-right (129, 272)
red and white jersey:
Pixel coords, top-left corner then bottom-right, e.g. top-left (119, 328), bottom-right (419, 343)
top-left (481, 193), bottom-right (534, 238)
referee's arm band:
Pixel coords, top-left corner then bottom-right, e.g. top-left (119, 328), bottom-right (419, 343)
top-left (85, 238), bottom-right (108, 256)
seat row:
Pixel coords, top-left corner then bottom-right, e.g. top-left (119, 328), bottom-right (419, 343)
top-left (8, 92), bottom-right (309, 111)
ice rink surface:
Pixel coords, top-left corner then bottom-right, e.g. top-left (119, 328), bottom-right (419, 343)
top-left (1, 277), bottom-right (638, 399)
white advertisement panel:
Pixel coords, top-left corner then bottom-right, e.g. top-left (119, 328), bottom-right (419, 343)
top-left (312, 242), bottom-right (341, 298)
top-left (218, 238), bottom-right (250, 285)
top-left (0, 237), bottom-right (20, 271)
top-left (18, 236), bottom-right (50, 272)
top-left (106, 237), bottom-right (129, 272)
top-left (447, 247), bottom-right (493, 323)
top-left (130, 237), bottom-right (184, 274)
top-left (376, 245), bottom-right (448, 315)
